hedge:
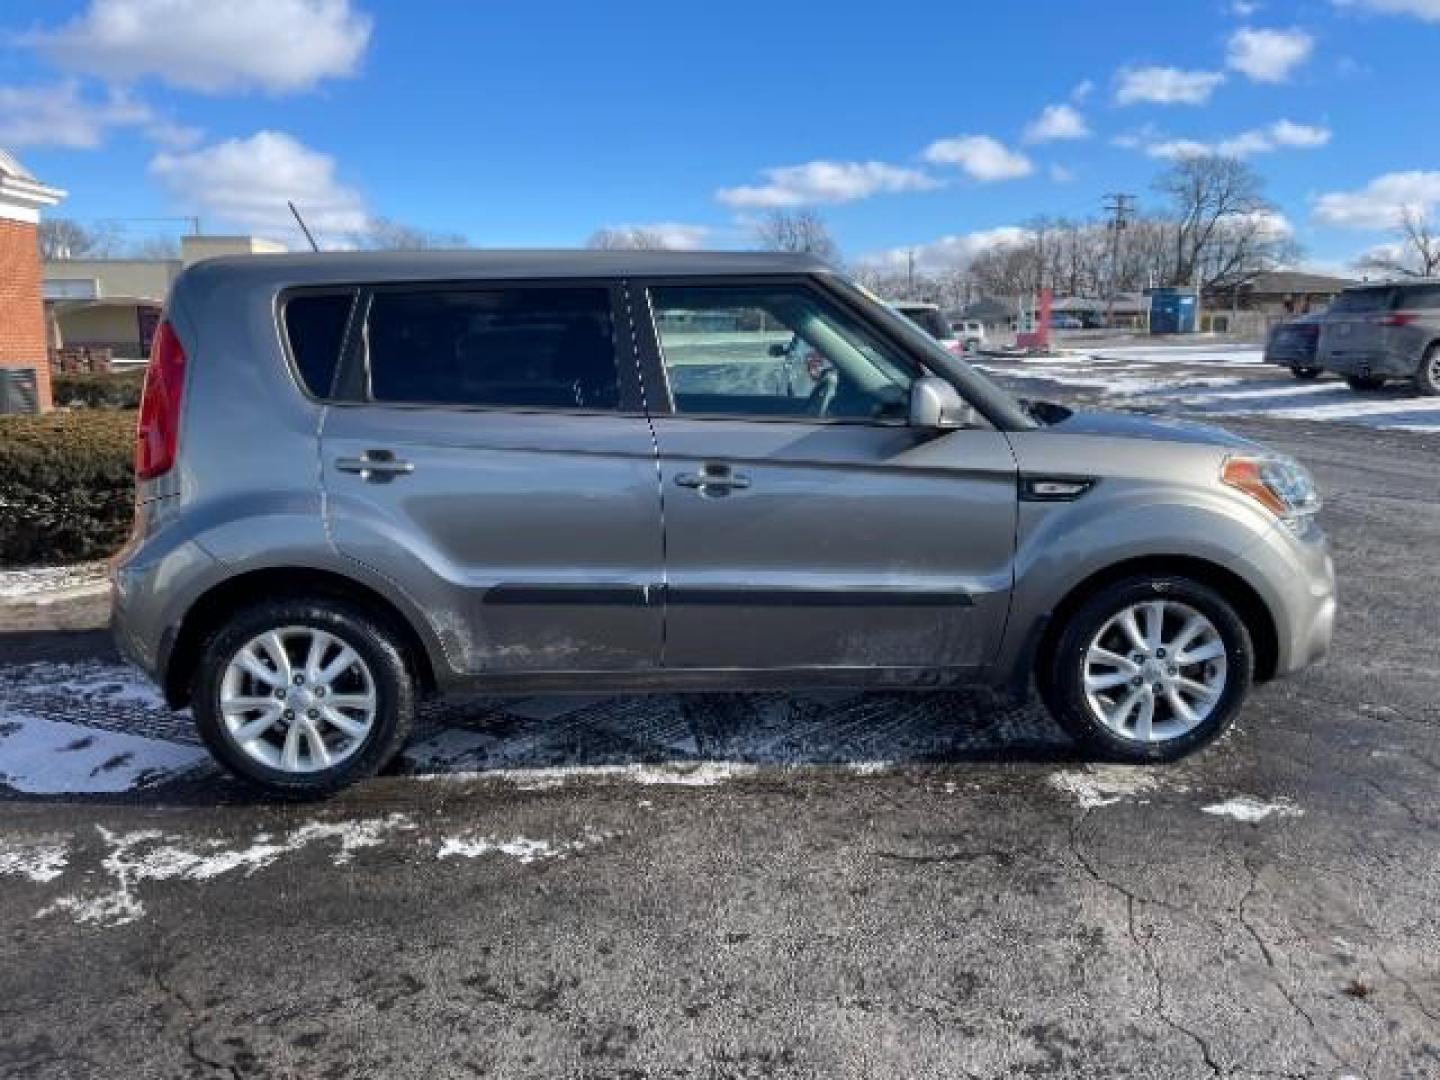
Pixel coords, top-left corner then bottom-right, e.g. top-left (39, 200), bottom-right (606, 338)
top-left (51, 371), bottom-right (146, 410)
top-left (0, 410), bottom-right (136, 566)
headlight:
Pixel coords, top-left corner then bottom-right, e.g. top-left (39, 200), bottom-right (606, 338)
top-left (1221, 454), bottom-right (1321, 521)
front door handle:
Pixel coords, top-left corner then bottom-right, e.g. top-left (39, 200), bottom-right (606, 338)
top-left (335, 450), bottom-right (415, 482)
top-left (675, 463), bottom-right (751, 496)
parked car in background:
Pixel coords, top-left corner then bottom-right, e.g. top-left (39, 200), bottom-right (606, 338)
top-left (1264, 311), bottom-right (1326, 380)
top-left (113, 250), bottom-right (1335, 796)
top-left (1049, 314), bottom-right (1084, 330)
top-left (952, 319), bottom-right (986, 351)
top-left (892, 301), bottom-right (964, 354)
top-left (1316, 281), bottom-right (1440, 395)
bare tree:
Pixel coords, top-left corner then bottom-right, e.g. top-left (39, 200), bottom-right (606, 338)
top-left (1357, 206), bottom-right (1440, 278)
top-left (586, 226), bottom-right (674, 250)
top-left (1153, 155), bottom-right (1293, 288)
top-left (351, 217), bottom-right (466, 250)
top-left (37, 217), bottom-right (121, 259)
top-left (751, 209), bottom-right (841, 264)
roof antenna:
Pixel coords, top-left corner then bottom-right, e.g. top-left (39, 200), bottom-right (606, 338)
top-left (288, 200), bottom-right (320, 252)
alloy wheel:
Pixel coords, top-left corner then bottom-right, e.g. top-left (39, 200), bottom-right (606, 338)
top-left (219, 626), bottom-right (377, 773)
top-left (1081, 600), bottom-right (1228, 744)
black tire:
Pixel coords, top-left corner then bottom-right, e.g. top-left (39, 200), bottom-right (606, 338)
top-left (1291, 366), bottom-right (1322, 380)
top-left (192, 598), bottom-right (416, 798)
top-left (1345, 374), bottom-right (1386, 391)
top-left (1416, 344), bottom-right (1440, 396)
top-left (1039, 575), bottom-right (1255, 763)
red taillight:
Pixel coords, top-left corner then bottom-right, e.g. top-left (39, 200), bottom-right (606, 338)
top-left (1383, 311), bottom-right (1418, 327)
top-left (136, 320), bottom-right (186, 480)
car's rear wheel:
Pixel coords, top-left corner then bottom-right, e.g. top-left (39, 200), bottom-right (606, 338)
top-left (1040, 576), bottom-right (1255, 762)
top-left (1416, 344), bottom-right (1440, 396)
top-left (1291, 366), bottom-right (1322, 380)
top-left (1345, 374), bottom-right (1386, 391)
top-left (192, 598), bottom-right (416, 798)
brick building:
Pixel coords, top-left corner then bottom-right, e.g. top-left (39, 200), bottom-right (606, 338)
top-left (0, 149), bottom-right (65, 410)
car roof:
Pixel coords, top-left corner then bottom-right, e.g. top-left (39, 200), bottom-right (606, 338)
top-left (181, 248), bottom-right (835, 289)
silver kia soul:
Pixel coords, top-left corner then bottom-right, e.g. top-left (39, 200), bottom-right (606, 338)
top-left (111, 251), bottom-right (1336, 796)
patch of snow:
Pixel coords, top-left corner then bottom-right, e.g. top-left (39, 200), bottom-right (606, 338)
top-left (0, 562), bottom-right (108, 601)
top-left (436, 829), bottom-right (613, 865)
top-left (421, 760), bottom-right (761, 789)
top-left (0, 714), bottom-right (208, 794)
top-left (1048, 765), bottom-right (1169, 809)
top-left (1202, 796), bottom-right (1302, 823)
top-left (0, 839), bottom-right (69, 883)
top-left (38, 814), bottom-right (413, 928)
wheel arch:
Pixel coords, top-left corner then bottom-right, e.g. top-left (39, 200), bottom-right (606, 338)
top-left (1033, 554), bottom-right (1280, 689)
top-left (162, 566), bottom-right (438, 709)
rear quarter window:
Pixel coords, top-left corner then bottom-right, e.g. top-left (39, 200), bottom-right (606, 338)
top-left (1396, 284), bottom-right (1440, 310)
top-left (1330, 288), bottom-right (1395, 314)
top-left (283, 292), bottom-right (356, 397)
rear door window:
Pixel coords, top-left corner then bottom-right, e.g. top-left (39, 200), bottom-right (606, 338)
top-left (284, 292), bottom-right (356, 397)
top-left (365, 286), bottom-right (620, 410)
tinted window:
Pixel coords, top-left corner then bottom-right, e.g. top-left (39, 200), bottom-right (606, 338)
top-left (284, 292), bottom-right (355, 397)
top-left (366, 287), bottom-right (619, 409)
top-left (1330, 288), bottom-right (1394, 314)
top-left (1397, 284), bottom-right (1440, 309)
top-left (650, 284), bottom-right (919, 420)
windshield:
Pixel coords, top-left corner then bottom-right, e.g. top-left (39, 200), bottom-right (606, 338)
top-left (836, 279), bottom-right (1036, 430)
top-left (897, 307), bottom-right (953, 341)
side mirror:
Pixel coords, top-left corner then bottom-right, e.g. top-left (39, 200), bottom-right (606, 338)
top-left (909, 375), bottom-right (974, 429)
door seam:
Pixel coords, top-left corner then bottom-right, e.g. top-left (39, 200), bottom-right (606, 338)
top-left (622, 277), bottom-right (671, 666)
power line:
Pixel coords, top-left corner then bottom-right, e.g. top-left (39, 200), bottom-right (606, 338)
top-left (1103, 193), bottom-right (1137, 327)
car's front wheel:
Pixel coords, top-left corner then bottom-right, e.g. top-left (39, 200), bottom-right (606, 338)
top-left (1291, 365), bottom-right (1322, 380)
top-left (192, 598), bottom-right (416, 798)
top-left (1345, 374), bottom-right (1387, 391)
top-left (1040, 576), bottom-right (1255, 762)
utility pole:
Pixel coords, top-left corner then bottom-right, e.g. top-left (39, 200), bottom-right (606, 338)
top-left (1103, 193), bottom-right (1136, 329)
top-left (906, 249), bottom-right (915, 296)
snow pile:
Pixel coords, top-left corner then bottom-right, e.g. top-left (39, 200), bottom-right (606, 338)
top-left (0, 562), bottom-right (108, 602)
top-left (1202, 796), bottom-right (1302, 823)
top-left (0, 715), bottom-right (209, 794)
top-left (1048, 765), bottom-right (1171, 809)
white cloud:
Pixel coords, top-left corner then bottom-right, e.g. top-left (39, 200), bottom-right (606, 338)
top-left (858, 226), bottom-right (1032, 275)
top-left (1049, 163), bottom-right (1077, 183)
top-left (1143, 119), bottom-right (1331, 159)
top-left (30, 0), bottom-right (372, 94)
top-left (922, 135), bottom-right (1034, 181)
top-left (1226, 27), bottom-right (1315, 83)
top-left (1115, 66), bottom-right (1226, 105)
top-left (0, 81), bottom-right (200, 149)
top-left (1023, 104), bottom-right (1090, 143)
top-left (1231, 1), bottom-right (1262, 16)
top-left (1070, 79), bottom-right (1095, 102)
top-left (595, 222), bottom-right (712, 249)
top-left (1335, 0), bottom-right (1440, 21)
top-left (1314, 170), bottom-right (1440, 228)
top-left (715, 160), bottom-right (939, 208)
top-left (149, 130), bottom-right (369, 238)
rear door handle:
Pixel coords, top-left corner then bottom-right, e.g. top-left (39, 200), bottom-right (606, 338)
top-left (335, 450), bottom-right (415, 481)
top-left (675, 463), bottom-right (751, 496)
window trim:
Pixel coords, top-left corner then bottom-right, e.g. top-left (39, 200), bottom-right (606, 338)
top-left (276, 286), bottom-right (362, 402)
top-left (326, 277), bottom-right (646, 415)
top-left (632, 274), bottom-right (930, 428)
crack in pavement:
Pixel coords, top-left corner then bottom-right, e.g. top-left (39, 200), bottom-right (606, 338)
top-left (1066, 812), bottom-right (1224, 1077)
top-left (150, 948), bottom-right (241, 1080)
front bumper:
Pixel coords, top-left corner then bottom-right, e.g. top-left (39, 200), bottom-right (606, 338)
top-left (1232, 515), bottom-right (1336, 678)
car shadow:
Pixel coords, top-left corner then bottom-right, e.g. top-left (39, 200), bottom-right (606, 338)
top-left (0, 649), bottom-right (1080, 808)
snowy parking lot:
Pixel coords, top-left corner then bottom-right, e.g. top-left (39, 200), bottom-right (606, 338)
top-left (2, 351), bottom-right (1438, 1078)
top-left (979, 344), bottom-right (1440, 432)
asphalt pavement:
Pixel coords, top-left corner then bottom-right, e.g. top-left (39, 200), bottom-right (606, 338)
top-left (1, 358), bottom-right (1437, 1078)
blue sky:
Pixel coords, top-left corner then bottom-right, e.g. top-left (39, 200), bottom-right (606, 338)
top-left (2, 0), bottom-right (1438, 273)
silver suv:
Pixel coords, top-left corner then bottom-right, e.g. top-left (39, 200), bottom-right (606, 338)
top-left (112, 251), bottom-right (1336, 796)
top-left (1316, 280), bottom-right (1440, 394)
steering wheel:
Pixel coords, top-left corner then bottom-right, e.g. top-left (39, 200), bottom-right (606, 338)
top-left (805, 367), bottom-right (839, 417)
